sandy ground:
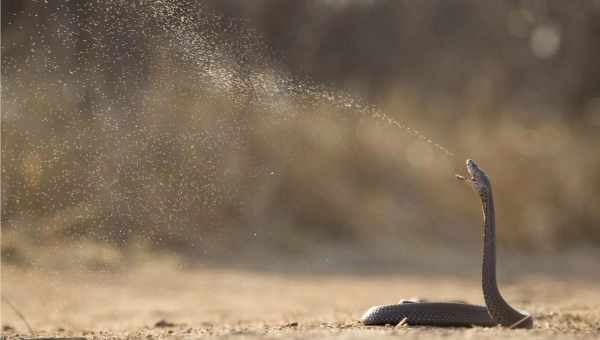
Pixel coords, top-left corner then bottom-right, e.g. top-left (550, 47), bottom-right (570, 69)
top-left (2, 258), bottom-right (599, 340)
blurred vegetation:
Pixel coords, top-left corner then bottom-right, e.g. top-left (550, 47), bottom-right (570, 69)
top-left (2, 1), bottom-right (600, 266)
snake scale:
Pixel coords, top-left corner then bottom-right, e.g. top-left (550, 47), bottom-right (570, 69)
top-left (360, 159), bottom-right (533, 328)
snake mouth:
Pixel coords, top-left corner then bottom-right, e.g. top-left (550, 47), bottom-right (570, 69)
top-left (456, 159), bottom-right (479, 182)
top-left (456, 160), bottom-right (471, 182)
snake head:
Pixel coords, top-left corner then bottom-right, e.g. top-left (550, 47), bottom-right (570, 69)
top-left (456, 159), bottom-right (491, 199)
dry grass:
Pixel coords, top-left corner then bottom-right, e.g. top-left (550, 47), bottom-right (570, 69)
top-left (2, 257), bottom-right (599, 340)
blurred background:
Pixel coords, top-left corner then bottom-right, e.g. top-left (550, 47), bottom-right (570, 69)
top-left (2, 0), bottom-right (600, 274)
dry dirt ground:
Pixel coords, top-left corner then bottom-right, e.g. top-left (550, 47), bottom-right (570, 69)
top-left (2, 259), bottom-right (599, 340)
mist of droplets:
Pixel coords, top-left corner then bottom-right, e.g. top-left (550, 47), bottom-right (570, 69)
top-left (2, 0), bottom-right (453, 261)
top-left (145, 1), bottom-right (454, 157)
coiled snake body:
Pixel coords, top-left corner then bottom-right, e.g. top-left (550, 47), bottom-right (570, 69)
top-left (360, 159), bottom-right (533, 328)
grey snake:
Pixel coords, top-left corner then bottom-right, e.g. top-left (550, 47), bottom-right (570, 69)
top-left (360, 159), bottom-right (533, 328)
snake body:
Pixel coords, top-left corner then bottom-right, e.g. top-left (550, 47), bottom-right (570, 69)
top-left (361, 159), bottom-right (533, 328)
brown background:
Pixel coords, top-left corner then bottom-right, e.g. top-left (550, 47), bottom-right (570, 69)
top-left (2, 0), bottom-right (600, 271)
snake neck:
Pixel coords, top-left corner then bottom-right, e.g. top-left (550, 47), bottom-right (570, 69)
top-left (481, 188), bottom-right (530, 327)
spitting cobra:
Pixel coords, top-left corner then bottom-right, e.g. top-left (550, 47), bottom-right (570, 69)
top-left (360, 159), bottom-right (533, 328)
